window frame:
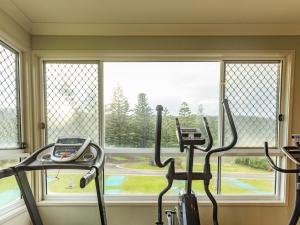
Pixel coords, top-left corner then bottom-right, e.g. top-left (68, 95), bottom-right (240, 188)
top-left (0, 39), bottom-right (29, 218)
top-left (34, 50), bottom-right (294, 204)
top-left (0, 40), bottom-right (23, 150)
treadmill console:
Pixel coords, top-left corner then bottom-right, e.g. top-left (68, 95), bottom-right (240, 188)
top-left (51, 137), bottom-right (91, 162)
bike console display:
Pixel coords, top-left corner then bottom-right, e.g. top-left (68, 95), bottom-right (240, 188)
top-left (51, 137), bottom-right (91, 162)
top-left (176, 118), bottom-right (206, 147)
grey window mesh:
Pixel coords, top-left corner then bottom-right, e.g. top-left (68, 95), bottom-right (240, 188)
top-left (224, 62), bottom-right (280, 148)
top-left (44, 63), bottom-right (99, 144)
top-left (0, 42), bottom-right (20, 149)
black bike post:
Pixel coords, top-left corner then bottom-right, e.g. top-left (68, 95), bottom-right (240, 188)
top-left (186, 145), bottom-right (194, 195)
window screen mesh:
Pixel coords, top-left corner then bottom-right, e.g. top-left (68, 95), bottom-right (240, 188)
top-left (0, 42), bottom-right (20, 148)
top-left (224, 62), bottom-right (280, 148)
top-left (44, 62), bottom-right (99, 144)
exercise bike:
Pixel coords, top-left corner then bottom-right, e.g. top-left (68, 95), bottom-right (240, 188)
top-left (265, 136), bottom-right (300, 225)
top-left (0, 137), bottom-right (106, 225)
top-left (154, 99), bottom-right (238, 225)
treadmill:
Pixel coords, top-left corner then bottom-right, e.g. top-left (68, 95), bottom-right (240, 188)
top-left (0, 137), bottom-right (107, 225)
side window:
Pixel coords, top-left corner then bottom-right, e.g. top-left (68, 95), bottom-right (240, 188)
top-left (0, 41), bottom-right (21, 149)
top-left (224, 62), bottom-right (280, 148)
top-left (0, 41), bottom-right (22, 209)
top-left (220, 61), bottom-right (281, 195)
top-left (44, 62), bottom-right (100, 144)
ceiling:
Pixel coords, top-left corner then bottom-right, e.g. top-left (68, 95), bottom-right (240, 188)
top-left (2, 0), bottom-right (300, 35)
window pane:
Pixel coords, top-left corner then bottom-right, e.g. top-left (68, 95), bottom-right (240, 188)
top-left (104, 62), bottom-right (220, 148)
top-left (224, 62), bottom-right (280, 148)
top-left (46, 170), bottom-right (96, 195)
top-left (44, 62), bottom-right (99, 144)
top-left (220, 156), bottom-right (276, 195)
top-left (0, 42), bottom-right (20, 148)
top-left (104, 154), bottom-right (217, 195)
top-left (0, 159), bottom-right (20, 207)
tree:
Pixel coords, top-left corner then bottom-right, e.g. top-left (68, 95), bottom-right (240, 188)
top-left (178, 102), bottom-right (193, 127)
top-left (132, 93), bottom-right (154, 148)
top-left (161, 107), bottom-right (177, 147)
top-left (105, 85), bottom-right (130, 147)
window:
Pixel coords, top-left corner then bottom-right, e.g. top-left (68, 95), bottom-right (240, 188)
top-left (44, 62), bottom-right (99, 196)
top-left (104, 62), bottom-right (220, 196)
top-left (0, 41), bottom-right (23, 212)
top-left (0, 41), bottom-right (21, 149)
top-left (41, 58), bottom-right (284, 201)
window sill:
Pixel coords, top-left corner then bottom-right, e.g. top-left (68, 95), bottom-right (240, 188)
top-left (0, 202), bottom-right (26, 224)
top-left (38, 195), bottom-right (286, 207)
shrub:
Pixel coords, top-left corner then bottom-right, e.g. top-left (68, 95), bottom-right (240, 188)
top-left (234, 157), bottom-right (270, 170)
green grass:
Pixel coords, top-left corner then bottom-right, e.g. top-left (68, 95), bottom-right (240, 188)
top-left (45, 173), bottom-right (273, 195)
top-left (221, 178), bottom-right (274, 194)
top-left (122, 161), bottom-right (270, 174)
top-left (0, 176), bottom-right (18, 192)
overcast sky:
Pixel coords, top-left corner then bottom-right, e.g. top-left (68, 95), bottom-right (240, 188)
top-left (104, 62), bottom-right (220, 116)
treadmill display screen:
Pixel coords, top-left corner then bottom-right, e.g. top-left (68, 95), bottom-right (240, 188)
top-left (56, 138), bottom-right (85, 144)
top-left (53, 146), bottom-right (80, 157)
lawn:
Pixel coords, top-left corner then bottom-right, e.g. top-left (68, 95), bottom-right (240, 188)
top-left (122, 160), bottom-right (271, 174)
top-left (45, 173), bottom-right (274, 195)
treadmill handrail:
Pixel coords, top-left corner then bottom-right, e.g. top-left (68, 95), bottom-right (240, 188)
top-left (0, 167), bottom-right (15, 179)
top-left (264, 142), bottom-right (300, 173)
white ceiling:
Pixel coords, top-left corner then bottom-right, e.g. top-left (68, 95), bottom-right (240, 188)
top-left (2, 0), bottom-right (300, 35)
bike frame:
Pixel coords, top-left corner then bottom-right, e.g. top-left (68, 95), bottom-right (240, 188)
top-left (155, 99), bottom-right (238, 225)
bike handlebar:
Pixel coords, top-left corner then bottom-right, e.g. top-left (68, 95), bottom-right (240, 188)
top-left (195, 117), bottom-right (213, 152)
top-left (155, 105), bottom-right (174, 168)
top-left (264, 142), bottom-right (300, 173)
top-left (204, 99), bottom-right (238, 166)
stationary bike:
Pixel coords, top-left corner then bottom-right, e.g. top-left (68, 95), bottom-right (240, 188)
top-left (154, 99), bottom-right (238, 225)
top-left (265, 136), bottom-right (300, 225)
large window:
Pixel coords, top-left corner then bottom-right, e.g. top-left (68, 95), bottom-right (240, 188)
top-left (42, 59), bottom-right (283, 200)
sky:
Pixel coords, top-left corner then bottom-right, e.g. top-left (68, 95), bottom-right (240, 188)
top-left (103, 62), bottom-right (220, 116)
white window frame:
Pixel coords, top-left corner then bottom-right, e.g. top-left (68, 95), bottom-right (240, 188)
top-left (33, 50), bottom-right (294, 205)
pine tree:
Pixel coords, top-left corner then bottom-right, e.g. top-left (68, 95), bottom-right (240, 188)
top-left (132, 93), bottom-right (154, 148)
top-left (161, 107), bottom-right (176, 147)
top-left (178, 101), bottom-right (193, 127)
top-left (105, 85), bottom-right (130, 147)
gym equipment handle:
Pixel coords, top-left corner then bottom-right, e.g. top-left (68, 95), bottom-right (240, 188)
top-left (195, 117), bottom-right (213, 152)
top-left (80, 167), bottom-right (97, 188)
top-left (264, 142), bottom-right (300, 173)
top-left (155, 105), bottom-right (174, 168)
top-left (205, 99), bottom-right (238, 165)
